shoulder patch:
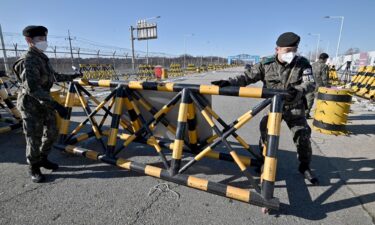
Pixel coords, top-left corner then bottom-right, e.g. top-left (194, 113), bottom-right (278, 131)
top-left (303, 68), bottom-right (312, 75)
top-left (302, 68), bottom-right (314, 82)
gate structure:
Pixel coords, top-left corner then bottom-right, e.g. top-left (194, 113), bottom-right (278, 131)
top-left (55, 79), bottom-right (288, 211)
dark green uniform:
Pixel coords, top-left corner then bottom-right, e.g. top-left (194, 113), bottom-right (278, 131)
top-left (13, 47), bottom-right (74, 165)
top-left (228, 55), bottom-right (316, 165)
top-left (305, 59), bottom-right (329, 115)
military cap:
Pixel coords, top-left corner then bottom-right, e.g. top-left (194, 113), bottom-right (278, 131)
top-left (276, 32), bottom-right (300, 47)
top-left (319, 53), bottom-right (329, 59)
top-left (22, 25), bottom-right (48, 38)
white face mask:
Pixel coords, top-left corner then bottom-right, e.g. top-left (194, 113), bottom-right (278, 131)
top-left (280, 52), bottom-right (296, 64)
top-left (34, 41), bottom-right (48, 51)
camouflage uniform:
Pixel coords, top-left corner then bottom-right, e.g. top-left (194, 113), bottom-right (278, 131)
top-left (13, 47), bottom-right (74, 165)
top-left (228, 55), bottom-right (316, 165)
top-left (305, 59), bottom-right (329, 115)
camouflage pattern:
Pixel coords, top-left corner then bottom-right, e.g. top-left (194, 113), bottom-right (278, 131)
top-left (306, 59), bottom-right (329, 115)
top-left (13, 47), bottom-right (74, 165)
top-left (229, 55), bottom-right (315, 164)
top-left (311, 59), bottom-right (329, 88)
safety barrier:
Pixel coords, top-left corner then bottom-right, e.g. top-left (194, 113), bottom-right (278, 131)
top-left (79, 64), bottom-right (118, 80)
top-left (312, 87), bottom-right (352, 135)
top-left (328, 67), bottom-right (339, 85)
top-left (136, 64), bottom-right (155, 80)
top-left (0, 76), bottom-right (20, 100)
top-left (350, 66), bottom-right (375, 99)
top-left (168, 64), bottom-right (184, 77)
top-left (207, 64), bottom-right (215, 70)
top-left (55, 79), bottom-right (289, 212)
top-left (0, 78), bottom-right (22, 134)
top-left (185, 64), bottom-right (197, 73)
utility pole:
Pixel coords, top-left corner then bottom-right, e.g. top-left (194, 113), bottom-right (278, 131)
top-left (0, 24), bottom-right (10, 75)
top-left (67, 30), bottom-right (75, 67)
top-left (13, 43), bottom-right (18, 58)
top-left (146, 39), bottom-right (149, 64)
top-left (53, 46), bottom-right (58, 68)
top-left (112, 51), bottom-right (116, 70)
top-left (77, 48), bottom-right (81, 64)
top-left (130, 26), bottom-right (136, 71)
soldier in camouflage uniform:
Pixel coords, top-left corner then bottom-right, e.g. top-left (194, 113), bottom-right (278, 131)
top-left (212, 32), bottom-right (319, 185)
top-left (13, 26), bottom-right (82, 183)
top-left (305, 53), bottom-right (329, 118)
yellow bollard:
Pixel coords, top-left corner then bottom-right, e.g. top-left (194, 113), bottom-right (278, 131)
top-left (313, 87), bottom-right (352, 135)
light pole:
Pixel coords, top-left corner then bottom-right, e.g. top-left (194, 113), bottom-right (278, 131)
top-left (324, 16), bottom-right (344, 64)
top-left (308, 33), bottom-right (320, 62)
top-left (184, 33), bottom-right (194, 69)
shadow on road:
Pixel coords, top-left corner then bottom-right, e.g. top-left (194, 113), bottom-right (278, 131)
top-left (1, 123), bottom-right (374, 220)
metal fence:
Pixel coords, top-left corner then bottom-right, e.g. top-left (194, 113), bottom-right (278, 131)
top-left (0, 31), bottom-right (228, 76)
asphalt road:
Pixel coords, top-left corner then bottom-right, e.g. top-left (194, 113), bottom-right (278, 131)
top-left (0, 67), bottom-right (374, 225)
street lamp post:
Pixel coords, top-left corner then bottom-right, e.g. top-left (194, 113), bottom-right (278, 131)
top-left (308, 33), bottom-right (320, 62)
top-left (184, 33), bottom-right (194, 69)
top-left (324, 16), bottom-right (344, 64)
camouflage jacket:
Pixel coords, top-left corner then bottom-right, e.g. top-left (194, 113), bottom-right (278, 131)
top-left (229, 55), bottom-right (316, 104)
top-left (312, 60), bottom-right (329, 89)
top-left (13, 47), bottom-right (74, 115)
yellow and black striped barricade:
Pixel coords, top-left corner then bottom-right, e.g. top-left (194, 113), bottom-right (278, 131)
top-left (185, 64), bottom-right (196, 74)
top-left (55, 79), bottom-right (291, 212)
top-left (364, 78), bottom-right (375, 99)
top-left (169, 64), bottom-right (183, 77)
top-left (0, 76), bottom-right (19, 100)
top-left (0, 78), bottom-right (22, 134)
top-left (356, 67), bottom-right (375, 97)
top-left (350, 66), bottom-right (366, 84)
top-left (351, 66), bottom-right (372, 92)
top-left (313, 87), bottom-right (352, 135)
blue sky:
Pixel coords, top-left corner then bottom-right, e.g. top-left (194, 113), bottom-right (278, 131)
top-left (1, 0), bottom-right (374, 57)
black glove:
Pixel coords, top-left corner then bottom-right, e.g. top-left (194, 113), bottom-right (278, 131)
top-left (51, 101), bottom-right (68, 118)
top-left (71, 72), bottom-right (83, 80)
top-left (211, 80), bottom-right (231, 87)
top-left (286, 86), bottom-right (299, 102)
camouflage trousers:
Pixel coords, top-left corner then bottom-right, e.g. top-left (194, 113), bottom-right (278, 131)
top-left (259, 103), bottom-right (312, 165)
top-left (20, 107), bottom-right (59, 165)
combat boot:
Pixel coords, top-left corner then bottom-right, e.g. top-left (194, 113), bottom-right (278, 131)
top-left (40, 155), bottom-right (59, 170)
top-left (299, 163), bottom-right (319, 185)
top-left (29, 164), bottom-right (45, 183)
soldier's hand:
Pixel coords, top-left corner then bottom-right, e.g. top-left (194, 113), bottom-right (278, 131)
top-left (51, 101), bottom-right (68, 118)
top-left (211, 80), bottom-right (231, 87)
top-left (286, 86), bottom-right (300, 102)
top-left (71, 72), bottom-right (83, 80)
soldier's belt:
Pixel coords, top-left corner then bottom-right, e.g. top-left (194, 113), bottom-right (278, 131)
top-left (283, 99), bottom-right (303, 109)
